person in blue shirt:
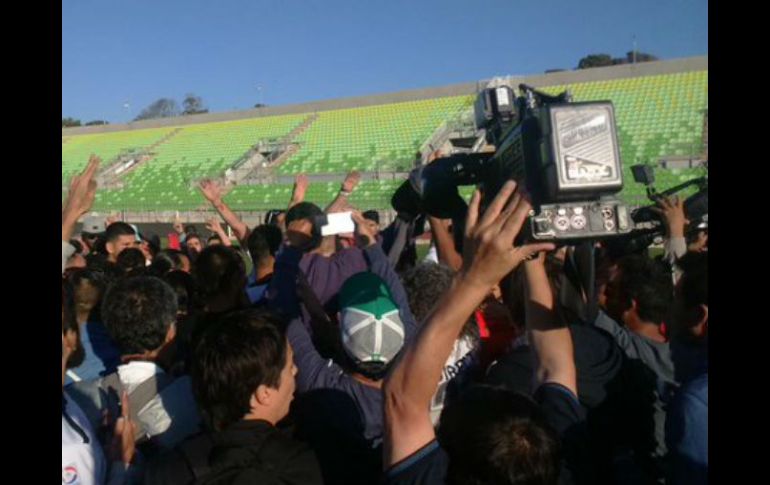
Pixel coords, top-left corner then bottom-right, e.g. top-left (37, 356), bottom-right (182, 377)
top-left (667, 252), bottom-right (708, 485)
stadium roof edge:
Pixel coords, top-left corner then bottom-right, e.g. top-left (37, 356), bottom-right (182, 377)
top-left (63, 55), bottom-right (706, 136)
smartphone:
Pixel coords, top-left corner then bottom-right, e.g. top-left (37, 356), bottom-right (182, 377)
top-left (317, 212), bottom-right (355, 236)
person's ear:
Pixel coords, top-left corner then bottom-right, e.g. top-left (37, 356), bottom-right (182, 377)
top-left (254, 384), bottom-right (273, 407)
top-left (105, 241), bottom-right (115, 255)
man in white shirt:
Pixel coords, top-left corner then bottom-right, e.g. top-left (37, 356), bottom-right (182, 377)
top-left (67, 276), bottom-right (201, 455)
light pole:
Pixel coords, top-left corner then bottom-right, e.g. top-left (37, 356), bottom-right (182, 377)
top-left (123, 102), bottom-right (131, 122)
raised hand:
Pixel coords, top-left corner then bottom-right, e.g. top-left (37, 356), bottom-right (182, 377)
top-left (461, 180), bottom-right (555, 289)
top-left (63, 154), bottom-right (100, 220)
top-left (341, 170), bottom-right (361, 193)
top-left (650, 195), bottom-right (688, 237)
top-left (292, 173), bottom-right (309, 203)
top-left (198, 178), bottom-right (223, 203)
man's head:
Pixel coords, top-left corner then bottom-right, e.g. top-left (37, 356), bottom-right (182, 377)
top-left (338, 272), bottom-right (405, 380)
top-left (101, 276), bottom-right (178, 357)
top-left (362, 210), bottom-right (381, 237)
top-left (81, 214), bottom-right (106, 251)
top-left (247, 224), bottom-right (283, 274)
top-left (163, 270), bottom-right (199, 321)
top-left (437, 385), bottom-right (561, 485)
top-left (185, 234), bottom-right (205, 258)
top-left (69, 268), bottom-right (107, 325)
top-left (193, 245), bottom-right (247, 311)
top-left (62, 279), bottom-right (85, 372)
top-left (674, 252), bottom-right (708, 340)
top-left (116, 247), bottom-right (147, 275)
top-left (402, 262), bottom-right (478, 341)
top-left (604, 254), bottom-right (673, 329)
top-left (104, 222), bottom-right (137, 263)
top-left (191, 309), bottom-right (296, 430)
top-left (285, 202), bottom-right (323, 250)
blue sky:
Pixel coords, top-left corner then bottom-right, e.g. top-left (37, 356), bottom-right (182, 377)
top-left (62, 0), bottom-right (707, 123)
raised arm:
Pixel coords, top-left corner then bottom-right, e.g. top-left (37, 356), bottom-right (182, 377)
top-left (383, 181), bottom-right (554, 467)
top-left (325, 171), bottom-right (360, 214)
top-left (428, 216), bottom-right (462, 271)
top-left (62, 155), bottom-right (100, 273)
top-left (198, 179), bottom-right (249, 243)
top-left (523, 254), bottom-right (577, 395)
top-left (205, 217), bottom-right (232, 247)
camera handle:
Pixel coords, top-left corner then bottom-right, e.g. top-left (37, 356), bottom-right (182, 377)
top-left (646, 176), bottom-right (707, 203)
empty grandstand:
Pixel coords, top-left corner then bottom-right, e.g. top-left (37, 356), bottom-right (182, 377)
top-left (62, 56), bottom-right (707, 223)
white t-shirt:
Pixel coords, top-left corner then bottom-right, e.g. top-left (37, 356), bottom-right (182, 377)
top-left (62, 392), bottom-right (106, 485)
top-left (429, 335), bottom-right (478, 425)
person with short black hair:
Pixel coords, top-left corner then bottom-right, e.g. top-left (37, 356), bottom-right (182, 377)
top-left (595, 253), bottom-right (677, 482)
top-left (666, 252), bottom-right (708, 485)
top-left (245, 224), bottom-right (282, 305)
top-left (116, 247), bottom-right (147, 275)
top-left (184, 233), bottom-right (204, 261)
top-left (64, 268), bottom-right (121, 385)
top-left (104, 222), bottom-right (137, 264)
top-left (145, 309), bottom-right (323, 485)
top-left (67, 276), bottom-right (202, 454)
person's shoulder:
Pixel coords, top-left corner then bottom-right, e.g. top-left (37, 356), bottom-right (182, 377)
top-left (534, 382), bottom-right (586, 435)
top-left (384, 440), bottom-right (448, 485)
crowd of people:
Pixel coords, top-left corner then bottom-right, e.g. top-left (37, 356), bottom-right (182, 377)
top-left (62, 154), bottom-right (708, 485)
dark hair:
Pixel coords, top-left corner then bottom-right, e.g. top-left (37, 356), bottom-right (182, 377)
top-left (285, 202), bottom-right (323, 226)
top-left (104, 222), bottom-right (136, 243)
top-left (402, 262), bottom-right (478, 341)
top-left (247, 225), bottom-right (283, 266)
top-left (614, 255), bottom-right (673, 324)
top-left (101, 276), bottom-right (178, 355)
top-left (150, 249), bottom-right (186, 275)
top-left (191, 309), bottom-right (288, 430)
top-left (207, 234), bottom-right (222, 244)
top-left (362, 210), bottom-right (380, 225)
top-left (186, 233), bottom-right (202, 244)
top-left (438, 385), bottom-right (561, 485)
top-left (69, 268), bottom-right (109, 323)
top-left (193, 245), bottom-right (246, 302)
top-left (116, 247), bottom-right (146, 274)
top-left (62, 278), bottom-right (85, 368)
top-left (163, 270), bottom-right (199, 318)
top-left (184, 225), bottom-right (198, 235)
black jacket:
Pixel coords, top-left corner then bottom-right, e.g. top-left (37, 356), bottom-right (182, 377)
top-left (145, 419), bottom-right (323, 485)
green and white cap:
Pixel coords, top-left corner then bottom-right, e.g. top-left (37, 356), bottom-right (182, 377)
top-left (338, 272), bottom-right (405, 366)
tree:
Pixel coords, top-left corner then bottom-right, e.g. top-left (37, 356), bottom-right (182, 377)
top-left (626, 51), bottom-right (659, 63)
top-left (85, 120), bottom-right (109, 126)
top-left (577, 54), bottom-right (614, 70)
top-left (254, 103), bottom-right (268, 108)
top-left (62, 117), bottom-right (81, 127)
top-left (134, 98), bottom-right (179, 121)
top-left (182, 93), bottom-right (208, 115)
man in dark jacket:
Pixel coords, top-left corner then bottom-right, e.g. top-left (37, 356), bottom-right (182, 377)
top-left (145, 309), bottom-right (323, 485)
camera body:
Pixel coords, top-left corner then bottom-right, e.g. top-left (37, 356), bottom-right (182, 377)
top-left (476, 85), bottom-right (632, 241)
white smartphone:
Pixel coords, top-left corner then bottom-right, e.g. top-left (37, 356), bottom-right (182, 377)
top-left (319, 212), bottom-right (355, 236)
